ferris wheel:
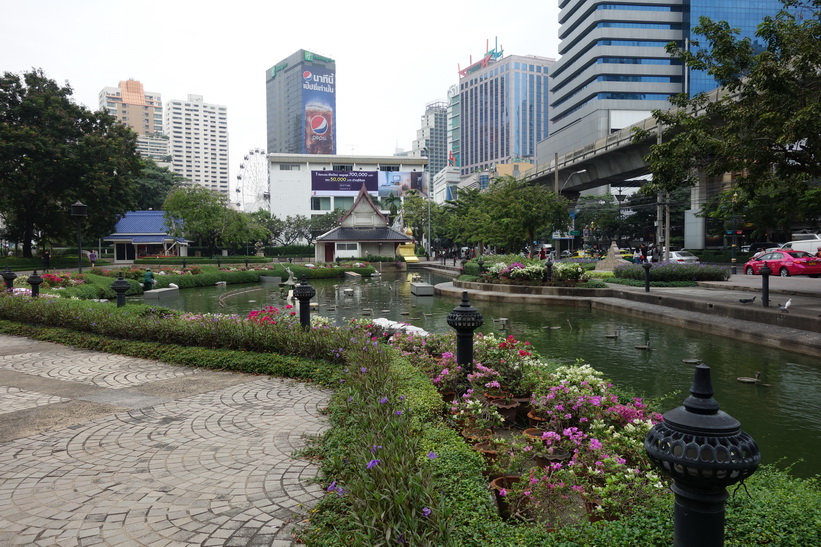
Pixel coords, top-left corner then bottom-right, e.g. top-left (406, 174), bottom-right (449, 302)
top-left (234, 148), bottom-right (269, 213)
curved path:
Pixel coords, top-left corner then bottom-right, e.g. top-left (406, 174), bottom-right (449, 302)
top-left (0, 335), bottom-right (331, 546)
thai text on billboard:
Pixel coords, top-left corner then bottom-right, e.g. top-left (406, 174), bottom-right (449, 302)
top-left (310, 171), bottom-right (428, 197)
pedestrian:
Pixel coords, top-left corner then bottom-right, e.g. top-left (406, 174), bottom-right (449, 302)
top-left (640, 243), bottom-right (648, 263)
top-left (42, 250), bottom-right (50, 272)
top-left (539, 247), bottom-right (547, 260)
top-left (142, 268), bottom-right (155, 291)
top-left (651, 246), bottom-right (659, 263)
top-left (816, 246), bottom-right (821, 259)
top-left (89, 250), bottom-right (98, 267)
top-left (633, 248), bottom-right (641, 265)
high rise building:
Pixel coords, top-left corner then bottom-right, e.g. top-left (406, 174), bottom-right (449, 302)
top-left (459, 48), bottom-right (555, 176)
top-left (99, 80), bottom-right (168, 165)
top-left (266, 50), bottom-right (336, 155)
top-left (412, 101), bottom-right (448, 179)
top-left (164, 94), bottom-right (229, 194)
top-left (541, 0), bottom-right (783, 158)
top-left (446, 84), bottom-right (461, 169)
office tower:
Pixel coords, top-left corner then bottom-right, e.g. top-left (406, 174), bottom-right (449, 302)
top-left (412, 101), bottom-right (448, 180)
top-left (99, 80), bottom-right (168, 165)
top-left (544, 0), bottom-right (783, 156)
top-left (266, 49), bottom-right (336, 154)
top-left (459, 48), bottom-right (555, 176)
top-left (164, 94), bottom-right (229, 194)
top-left (447, 84), bottom-right (461, 169)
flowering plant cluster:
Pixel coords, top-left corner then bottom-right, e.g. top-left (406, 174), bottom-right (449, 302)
top-left (499, 262), bottom-right (525, 278)
top-left (450, 390), bottom-right (504, 430)
top-left (90, 266), bottom-right (204, 279)
top-left (246, 304), bottom-right (297, 325)
top-left (473, 333), bottom-right (542, 394)
top-left (552, 261), bottom-right (586, 281)
top-left (508, 263), bottom-right (546, 280)
top-left (40, 272), bottom-right (85, 288)
top-left (431, 352), bottom-right (463, 393)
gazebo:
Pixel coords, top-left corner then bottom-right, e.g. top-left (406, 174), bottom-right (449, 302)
top-left (315, 184), bottom-right (413, 263)
top-left (104, 211), bottom-right (188, 264)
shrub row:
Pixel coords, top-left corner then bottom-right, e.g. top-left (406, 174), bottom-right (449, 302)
top-left (614, 262), bottom-right (730, 282)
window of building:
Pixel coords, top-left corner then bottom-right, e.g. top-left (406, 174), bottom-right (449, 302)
top-left (334, 196), bottom-right (354, 210)
top-left (332, 164), bottom-right (354, 171)
top-left (279, 164), bottom-right (301, 170)
top-left (379, 165), bottom-right (400, 171)
top-left (311, 196), bottom-right (331, 210)
top-left (336, 243), bottom-right (357, 251)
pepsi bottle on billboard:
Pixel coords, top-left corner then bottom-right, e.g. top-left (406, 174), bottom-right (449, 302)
top-left (304, 101), bottom-right (334, 154)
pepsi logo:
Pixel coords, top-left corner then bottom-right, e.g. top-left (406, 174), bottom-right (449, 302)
top-left (303, 71), bottom-right (312, 81)
top-left (310, 115), bottom-right (328, 135)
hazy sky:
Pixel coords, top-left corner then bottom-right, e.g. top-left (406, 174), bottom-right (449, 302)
top-left (0, 0), bottom-right (560, 183)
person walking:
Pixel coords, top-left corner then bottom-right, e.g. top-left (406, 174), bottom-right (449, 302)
top-left (89, 250), bottom-right (98, 268)
top-left (640, 243), bottom-right (648, 263)
top-left (633, 248), bottom-right (641, 265)
top-left (42, 250), bottom-right (50, 273)
top-left (142, 269), bottom-right (155, 291)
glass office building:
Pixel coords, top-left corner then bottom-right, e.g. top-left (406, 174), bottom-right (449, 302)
top-left (459, 52), bottom-right (555, 176)
top-left (542, 0), bottom-right (782, 156)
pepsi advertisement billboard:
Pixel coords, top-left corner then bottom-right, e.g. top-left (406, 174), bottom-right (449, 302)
top-left (302, 64), bottom-right (336, 154)
top-left (311, 171), bottom-right (378, 196)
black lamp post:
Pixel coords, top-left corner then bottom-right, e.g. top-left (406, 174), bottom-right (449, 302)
top-left (477, 256), bottom-right (484, 275)
top-left (70, 201), bottom-right (88, 273)
top-left (446, 291), bottom-right (484, 373)
top-left (730, 192), bottom-right (739, 275)
top-left (544, 258), bottom-right (553, 282)
top-left (27, 270), bottom-right (43, 297)
top-left (645, 364), bottom-right (759, 546)
top-left (642, 262), bottom-right (652, 292)
top-left (292, 275), bottom-right (316, 331)
top-left (759, 262), bottom-right (772, 308)
top-left (2, 267), bottom-right (18, 291)
top-left (111, 272), bottom-right (130, 307)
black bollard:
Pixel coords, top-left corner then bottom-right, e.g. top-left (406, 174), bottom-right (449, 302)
top-left (645, 364), bottom-right (759, 547)
top-left (446, 291), bottom-right (484, 374)
top-left (292, 275), bottom-right (316, 331)
top-left (477, 257), bottom-right (484, 275)
top-left (217, 256), bottom-right (221, 268)
top-left (111, 272), bottom-right (130, 307)
top-left (759, 262), bottom-right (771, 308)
top-left (642, 262), bottom-right (652, 292)
top-left (544, 259), bottom-right (553, 282)
top-left (2, 267), bottom-right (17, 292)
top-left (245, 256), bottom-right (249, 268)
top-left (27, 270), bottom-right (43, 297)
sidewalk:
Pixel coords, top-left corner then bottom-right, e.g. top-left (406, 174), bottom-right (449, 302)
top-left (0, 336), bottom-right (330, 546)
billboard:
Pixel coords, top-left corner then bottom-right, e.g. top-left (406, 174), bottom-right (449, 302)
top-left (311, 171), bottom-right (378, 196)
top-left (311, 171), bottom-right (429, 197)
top-left (302, 64), bottom-right (336, 154)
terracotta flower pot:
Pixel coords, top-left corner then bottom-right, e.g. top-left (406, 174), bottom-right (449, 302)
top-left (527, 409), bottom-right (548, 428)
top-left (490, 399), bottom-right (520, 425)
top-left (522, 427), bottom-right (546, 444)
top-left (461, 427), bottom-right (493, 444)
top-left (474, 441), bottom-right (499, 465)
top-left (490, 475), bottom-right (521, 520)
top-left (534, 450), bottom-right (571, 468)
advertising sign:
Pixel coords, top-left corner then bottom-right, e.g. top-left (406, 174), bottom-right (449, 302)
top-left (302, 64), bottom-right (336, 154)
top-left (311, 171), bottom-right (378, 196)
top-left (377, 172), bottom-right (428, 198)
top-left (310, 171), bottom-right (429, 198)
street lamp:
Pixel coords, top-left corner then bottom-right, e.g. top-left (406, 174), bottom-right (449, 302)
top-left (422, 148), bottom-right (432, 258)
top-left (731, 192), bottom-right (739, 275)
top-left (70, 201), bottom-right (88, 273)
top-left (556, 170), bottom-right (587, 254)
top-left (446, 291), bottom-right (484, 374)
top-left (558, 169), bottom-right (588, 193)
top-left (645, 364), bottom-right (759, 546)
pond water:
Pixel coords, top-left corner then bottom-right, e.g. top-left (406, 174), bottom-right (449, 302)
top-left (148, 270), bottom-right (820, 478)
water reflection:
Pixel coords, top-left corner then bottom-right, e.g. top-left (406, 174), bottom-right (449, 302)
top-left (153, 270), bottom-right (820, 477)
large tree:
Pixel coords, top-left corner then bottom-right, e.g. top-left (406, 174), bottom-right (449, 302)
top-left (163, 185), bottom-right (242, 257)
top-left (634, 0), bottom-right (821, 236)
top-left (0, 69), bottom-right (143, 257)
top-left (133, 158), bottom-right (185, 210)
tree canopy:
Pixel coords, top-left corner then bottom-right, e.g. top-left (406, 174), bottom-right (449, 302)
top-left (0, 69), bottom-right (144, 257)
top-left (634, 0), bottom-right (821, 236)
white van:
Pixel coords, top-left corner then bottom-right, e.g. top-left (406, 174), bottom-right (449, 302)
top-left (781, 239), bottom-right (821, 254)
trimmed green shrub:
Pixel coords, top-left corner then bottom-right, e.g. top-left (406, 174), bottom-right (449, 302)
top-left (614, 262), bottom-right (730, 282)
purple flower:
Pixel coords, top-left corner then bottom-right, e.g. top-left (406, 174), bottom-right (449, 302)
top-left (326, 481), bottom-right (337, 492)
top-left (366, 459), bottom-right (381, 469)
top-left (379, 397), bottom-right (388, 404)
top-left (427, 451), bottom-right (438, 459)
top-left (394, 410), bottom-right (403, 415)
top-left (422, 507), bottom-right (432, 517)
top-left (360, 367), bottom-right (368, 373)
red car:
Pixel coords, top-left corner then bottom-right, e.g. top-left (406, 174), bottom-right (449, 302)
top-left (744, 249), bottom-right (821, 277)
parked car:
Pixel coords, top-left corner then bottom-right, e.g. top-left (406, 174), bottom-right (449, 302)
top-left (780, 239), bottom-right (821, 255)
top-left (666, 251), bottom-right (700, 264)
top-left (747, 242), bottom-right (780, 254)
top-left (744, 249), bottom-right (821, 277)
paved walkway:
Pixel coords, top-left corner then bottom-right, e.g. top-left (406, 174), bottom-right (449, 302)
top-left (0, 336), bottom-right (331, 546)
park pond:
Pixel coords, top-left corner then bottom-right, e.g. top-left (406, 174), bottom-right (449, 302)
top-left (147, 269), bottom-right (821, 478)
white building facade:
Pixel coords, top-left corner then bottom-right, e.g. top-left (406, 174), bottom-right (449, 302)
top-left (99, 79), bottom-right (169, 166)
top-left (267, 154), bottom-right (428, 220)
top-left (164, 94), bottom-right (229, 194)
